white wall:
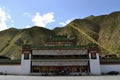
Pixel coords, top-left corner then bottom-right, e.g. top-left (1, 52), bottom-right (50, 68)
top-left (0, 65), bottom-right (21, 74)
top-left (101, 64), bottom-right (120, 73)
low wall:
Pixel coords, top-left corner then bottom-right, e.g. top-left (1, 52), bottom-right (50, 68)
top-left (100, 64), bottom-right (120, 73)
top-left (0, 65), bottom-right (21, 74)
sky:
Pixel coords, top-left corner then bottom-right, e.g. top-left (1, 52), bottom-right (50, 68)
top-left (0, 0), bottom-right (120, 31)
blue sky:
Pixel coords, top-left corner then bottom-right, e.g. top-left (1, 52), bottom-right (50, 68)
top-left (0, 0), bottom-right (120, 31)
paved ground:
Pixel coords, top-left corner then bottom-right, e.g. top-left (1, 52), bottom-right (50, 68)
top-left (0, 75), bottom-right (120, 80)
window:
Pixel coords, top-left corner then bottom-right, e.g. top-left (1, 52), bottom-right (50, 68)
top-left (91, 53), bottom-right (96, 59)
top-left (24, 54), bottom-right (29, 59)
top-left (32, 67), bottom-right (40, 73)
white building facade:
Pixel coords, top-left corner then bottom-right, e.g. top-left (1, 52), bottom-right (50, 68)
top-left (0, 36), bottom-right (120, 75)
top-left (21, 45), bottom-right (100, 75)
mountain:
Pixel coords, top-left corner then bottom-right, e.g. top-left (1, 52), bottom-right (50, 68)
top-left (0, 27), bottom-right (54, 59)
top-left (0, 11), bottom-right (120, 59)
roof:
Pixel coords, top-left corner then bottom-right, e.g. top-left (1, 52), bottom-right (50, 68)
top-left (46, 35), bottom-right (71, 41)
top-left (100, 58), bottom-right (120, 64)
top-left (0, 56), bottom-right (10, 59)
top-left (0, 59), bottom-right (21, 65)
top-left (31, 45), bottom-right (88, 50)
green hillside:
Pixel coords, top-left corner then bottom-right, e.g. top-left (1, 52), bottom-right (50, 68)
top-left (0, 27), bottom-right (54, 59)
top-left (0, 11), bottom-right (120, 59)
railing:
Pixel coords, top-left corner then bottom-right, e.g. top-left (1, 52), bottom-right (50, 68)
top-left (31, 58), bottom-right (89, 60)
top-left (31, 55), bottom-right (89, 59)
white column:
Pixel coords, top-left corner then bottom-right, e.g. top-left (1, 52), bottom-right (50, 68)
top-left (21, 54), bottom-right (31, 74)
top-left (89, 53), bottom-right (101, 75)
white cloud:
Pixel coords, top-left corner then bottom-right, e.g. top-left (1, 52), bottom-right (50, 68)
top-left (24, 12), bottom-right (31, 17)
top-left (26, 25), bottom-right (31, 28)
top-left (0, 8), bottom-right (11, 31)
top-left (59, 19), bottom-right (74, 26)
top-left (32, 12), bottom-right (55, 27)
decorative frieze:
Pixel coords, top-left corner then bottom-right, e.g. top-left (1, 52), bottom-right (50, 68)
top-left (32, 50), bottom-right (88, 55)
top-left (32, 60), bottom-right (88, 66)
